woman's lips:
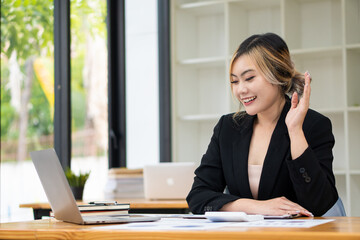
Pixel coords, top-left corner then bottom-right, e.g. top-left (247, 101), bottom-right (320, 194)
top-left (242, 96), bottom-right (256, 106)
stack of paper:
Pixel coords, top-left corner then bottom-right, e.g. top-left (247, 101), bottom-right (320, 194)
top-left (104, 168), bottom-right (144, 199)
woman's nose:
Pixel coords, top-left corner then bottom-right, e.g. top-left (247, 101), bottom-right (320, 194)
top-left (237, 82), bottom-right (247, 94)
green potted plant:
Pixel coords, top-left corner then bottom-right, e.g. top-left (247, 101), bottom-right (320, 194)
top-left (65, 168), bottom-right (90, 201)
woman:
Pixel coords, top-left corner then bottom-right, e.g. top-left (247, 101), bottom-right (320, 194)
top-left (186, 33), bottom-right (338, 217)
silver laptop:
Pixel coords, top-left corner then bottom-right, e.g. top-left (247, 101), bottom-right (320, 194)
top-left (30, 149), bottom-right (159, 224)
top-left (143, 162), bottom-right (196, 200)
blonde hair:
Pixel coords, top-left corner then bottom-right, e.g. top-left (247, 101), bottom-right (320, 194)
top-left (230, 33), bottom-right (305, 120)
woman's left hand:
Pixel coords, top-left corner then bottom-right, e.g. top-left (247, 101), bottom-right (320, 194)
top-left (285, 72), bottom-right (311, 133)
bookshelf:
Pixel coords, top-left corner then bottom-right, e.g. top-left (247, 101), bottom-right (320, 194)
top-left (171, 0), bottom-right (360, 216)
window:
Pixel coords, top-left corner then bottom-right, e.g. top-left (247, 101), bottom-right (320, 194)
top-left (0, 0), bottom-right (169, 222)
top-left (1, 0), bottom-right (55, 221)
top-left (125, 0), bottom-right (159, 168)
top-left (70, 0), bottom-right (108, 200)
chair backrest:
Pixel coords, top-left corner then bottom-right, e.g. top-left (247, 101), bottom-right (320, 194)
top-left (322, 197), bottom-right (346, 216)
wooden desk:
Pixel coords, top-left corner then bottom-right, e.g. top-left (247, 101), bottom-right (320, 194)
top-left (1, 217), bottom-right (359, 240)
top-left (20, 199), bottom-right (189, 219)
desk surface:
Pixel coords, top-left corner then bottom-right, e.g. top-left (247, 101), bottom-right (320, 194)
top-left (20, 199), bottom-right (188, 210)
top-left (1, 217), bottom-right (360, 240)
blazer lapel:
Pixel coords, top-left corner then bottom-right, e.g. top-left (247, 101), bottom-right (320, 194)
top-left (257, 101), bottom-right (291, 200)
top-left (232, 116), bottom-right (255, 198)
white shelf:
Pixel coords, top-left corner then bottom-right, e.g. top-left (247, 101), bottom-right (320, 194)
top-left (350, 170), bottom-right (360, 175)
top-left (178, 56), bottom-right (226, 67)
top-left (345, 0), bottom-right (360, 45)
top-left (175, 1), bottom-right (225, 61)
top-left (348, 112), bottom-right (360, 172)
top-left (175, 65), bottom-right (229, 117)
top-left (178, 1), bottom-right (225, 14)
top-left (335, 175), bottom-right (348, 214)
top-left (284, 0), bottom-right (342, 50)
top-left (350, 175), bottom-right (360, 216)
top-left (227, 0), bottom-right (281, 53)
top-left (334, 170), bottom-right (347, 175)
top-left (293, 53), bottom-right (344, 110)
top-left (346, 49), bottom-right (360, 107)
top-left (326, 112), bottom-right (345, 172)
top-left (346, 44), bottom-right (360, 50)
top-left (317, 108), bottom-right (345, 114)
top-left (172, 0), bottom-right (360, 216)
top-left (179, 114), bottom-right (223, 122)
top-left (348, 107), bottom-right (360, 112)
top-left (291, 46), bottom-right (342, 58)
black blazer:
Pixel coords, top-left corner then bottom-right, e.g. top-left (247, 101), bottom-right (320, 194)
top-left (186, 100), bottom-right (338, 216)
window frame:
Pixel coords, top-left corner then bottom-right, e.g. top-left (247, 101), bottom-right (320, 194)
top-left (158, 0), bottom-right (171, 163)
top-left (54, 0), bottom-right (71, 170)
top-left (53, 0), bottom-right (171, 169)
top-left (107, 0), bottom-right (127, 168)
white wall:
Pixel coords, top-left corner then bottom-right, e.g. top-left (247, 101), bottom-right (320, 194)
top-left (125, 0), bottom-right (159, 168)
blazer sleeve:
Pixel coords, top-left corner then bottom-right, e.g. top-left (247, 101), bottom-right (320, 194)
top-left (186, 116), bottom-right (240, 214)
top-left (286, 113), bottom-right (338, 216)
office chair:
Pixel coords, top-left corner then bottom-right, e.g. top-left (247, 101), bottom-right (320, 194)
top-left (322, 197), bottom-right (346, 216)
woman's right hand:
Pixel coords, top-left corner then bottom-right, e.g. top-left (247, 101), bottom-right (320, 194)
top-left (221, 196), bottom-right (313, 217)
top-left (255, 196), bottom-right (313, 216)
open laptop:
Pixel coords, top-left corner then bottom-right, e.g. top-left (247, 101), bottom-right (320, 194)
top-left (30, 149), bottom-right (159, 224)
top-left (143, 162), bottom-right (196, 200)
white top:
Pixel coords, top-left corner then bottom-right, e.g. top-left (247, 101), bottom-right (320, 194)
top-left (248, 164), bottom-right (263, 200)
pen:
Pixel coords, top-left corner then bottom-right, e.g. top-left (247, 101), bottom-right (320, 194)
top-left (88, 201), bottom-right (118, 206)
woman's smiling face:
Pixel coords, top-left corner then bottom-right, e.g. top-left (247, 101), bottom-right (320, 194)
top-left (230, 54), bottom-right (284, 116)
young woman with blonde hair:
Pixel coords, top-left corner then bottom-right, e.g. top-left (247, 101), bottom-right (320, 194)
top-left (186, 33), bottom-right (338, 217)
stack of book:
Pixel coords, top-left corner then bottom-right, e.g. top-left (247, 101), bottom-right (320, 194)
top-left (104, 168), bottom-right (144, 199)
top-left (50, 201), bottom-right (130, 217)
top-left (78, 202), bottom-right (130, 216)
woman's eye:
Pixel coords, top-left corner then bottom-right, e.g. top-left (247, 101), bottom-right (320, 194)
top-left (245, 76), bottom-right (254, 81)
top-left (231, 80), bottom-right (238, 84)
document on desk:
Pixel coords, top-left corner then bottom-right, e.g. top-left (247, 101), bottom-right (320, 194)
top-left (95, 218), bottom-right (235, 230)
top-left (95, 218), bottom-right (334, 230)
top-left (232, 219), bottom-right (334, 228)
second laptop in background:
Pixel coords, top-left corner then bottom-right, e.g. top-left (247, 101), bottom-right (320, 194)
top-left (143, 162), bottom-right (196, 200)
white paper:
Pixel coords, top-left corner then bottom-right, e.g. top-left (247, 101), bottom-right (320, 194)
top-left (94, 217), bottom-right (334, 230)
top-left (232, 219), bottom-right (334, 228)
top-left (95, 218), bottom-right (235, 230)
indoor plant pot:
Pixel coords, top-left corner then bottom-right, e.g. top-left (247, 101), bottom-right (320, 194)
top-left (65, 168), bottom-right (90, 201)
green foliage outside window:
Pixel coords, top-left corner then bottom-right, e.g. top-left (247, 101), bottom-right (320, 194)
top-left (1, 0), bottom-right (107, 161)
top-left (0, 79), bottom-right (16, 138)
top-left (1, 0), bottom-right (54, 64)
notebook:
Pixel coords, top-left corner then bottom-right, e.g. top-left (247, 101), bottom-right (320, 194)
top-left (30, 149), bottom-right (160, 224)
top-left (143, 162), bottom-right (196, 200)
